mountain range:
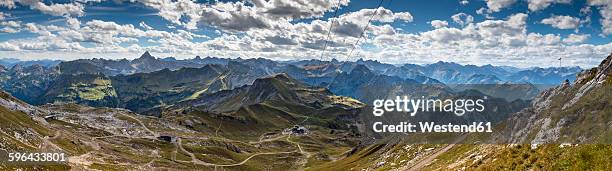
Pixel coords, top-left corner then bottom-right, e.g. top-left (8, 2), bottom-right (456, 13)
top-left (0, 52), bottom-right (609, 170)
top-left (0, 52), bottom-right (581, 113)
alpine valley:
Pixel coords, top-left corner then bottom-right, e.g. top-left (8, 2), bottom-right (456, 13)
top-left (0, 52), bottom-right (609, 170)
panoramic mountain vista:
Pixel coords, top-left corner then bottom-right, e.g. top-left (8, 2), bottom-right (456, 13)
top-left (1, 0), bottom-right (611, 170)
top-left (0, 53), bottom-right (609, 170)
top-left (0, 51), bottom-right (583, 111)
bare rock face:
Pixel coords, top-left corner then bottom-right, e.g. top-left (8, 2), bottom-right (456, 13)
top-left (0, 90), bottom-right (47, 117)
top-left (564, 53), bottom-right (611, 109)
top-left (503, 53), bottom-right (612, 144)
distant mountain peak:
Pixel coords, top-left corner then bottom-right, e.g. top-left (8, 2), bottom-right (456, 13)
top-left (138, 51), bottom-right (155, 60)
top-left (350, 64), bottom-right (371, 75)
top-left (431, 60), bottom-right (459, 66)
top-left (269, 72), bottom-right (290, 79)
top-left (10, 64), bottom-right (23, 71)
top-left (253, 73), bottom-right (295, 87)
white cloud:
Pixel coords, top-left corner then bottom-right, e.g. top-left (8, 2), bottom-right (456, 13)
top-left (66, 17), bottom-right (80, 29)
top-left (541, 15), bottom-right (581, 29)
top-left (338, 7), bottom-right (413, 23)
top-left (0, 42), bottom-right (19, 51)
top-left (588, 0), bottom-right (612, 35)
top-left (254, 0), bottom-right (350, 20)
top-left (0, 20), bottom-right (21, 32)
top-left (58, 30), bottom-right (85, 42)
top-left (24, 23), bottom-right (38, 32)
top-left (0, 17), bottom-right (210, 54)
top-left (460, 0), bottom-right (469, 5)
top-left (139, 21), bottom-right (153, 30)
top-left (580, 5), bottom-right (592, 15)
top-left (0, 12), bottom-right (7, 20)
top-left (421, 27), bottom-right (469, 42)
top-left (486, 0), bottom-right (516, 12)
top-left (420, 13), bottom-right (528, 47)
top-left (527, 33), bottom-right (561, 45)
top-left (451, 13), bottom-right (474, 26)
top-left (1, 20), bottom-right (20, 27)
top-left (528, 0), bottom-right (571, 11)
top-left (563, 33), bottom-right (589, 44)
top-left (330, 7), bottom-right (413, 38)
top-left (361, 12), bottom-right (609, 68)
top-left (0, 0), bottom-right (16, 8)
top-left (198, 2), bottom-right (271, 32)
top-left (0, 27), bottom-right (18, 33)
top-left (476, 7), bottom-right (495, 19)
top-left (14, 0), bottom-right (84, 17)
top-left (24, 23), bottom-right (52, 36)
top-left (136, 0), bottom-right (202, 29)
top-left (430, 20), bottom-right (448, 28)
top-left (135, 0), bottom-right (351, 31)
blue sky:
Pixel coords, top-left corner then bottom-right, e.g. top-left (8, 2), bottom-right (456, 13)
top-left (0, 0), bottom-right (610, 67)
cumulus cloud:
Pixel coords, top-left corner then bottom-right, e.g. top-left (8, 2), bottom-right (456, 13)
top-left (198, 2), bottom-right (271, 32)
top-left (135, 0), bottom-right (202, 29)
top-left (563, 33), bottom-right (589, 44)
top-left (139, 21), bottom-right (153, 30)
top-left (1, 20), bottom-right (20, 27)
top-left (420, 13), bottom-right (528, 47)
top-left (0, 20), bottom-right (21, 32)
top-left (588, 0), bottom-right (612, 35)
top-left (0, 0), bottom-right (16, 8)
top-left (460, 0), bottom-right (469, 5)
top-left (82, 19), bottom-right (203, 45)
top-left (0, 12), bottom-right (7, 20)
top-left (451, 13), bottom-right (474, 26)
top-left (254, 0), bottom-right (350, 20)
top-left (0, 27), bottom-right (18, 33)
top-left (338, 7), bottom-right (413, 23)
top-left (541, 15), bottom-right (581, 29)
top-left (430, 20), bottom-right (448, 28)
top-left (134, 0), bottom-right (351, 31)
top-left (486, 0), bottom-right (516, 12)
top-left (66, 17), bottom-right (80, 29)
top-left (527, 0), bottom-right (571, 11)
top-left (12, 0), bottom-right (85, 17)
top-left (0, 42), bottom-right (19, 51)
top-left (331, 7), bottom-right (413, 37)
top-left (527, 33), bottom-right (561, 46)
top-left (362, 12), bottom-right (609, 68)
top-left (0, 17), bottom-right (211, 54)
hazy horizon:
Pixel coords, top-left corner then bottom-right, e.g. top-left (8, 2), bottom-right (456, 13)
top-left (0, 51), bottom-right (592, 69)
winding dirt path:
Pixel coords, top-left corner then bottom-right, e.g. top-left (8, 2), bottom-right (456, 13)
top-left (404, 134), bottom-right (467, 171)
top-left (405, 144), bottom-right (456, 171)
top-left (177, 136), bottom-right (298, 167)
top-left (119, 113), bottom-right (157, 137)
top-left (211, 151), bottom-right (296, 167)
top-left (176, 137), bottom-right (210, 165)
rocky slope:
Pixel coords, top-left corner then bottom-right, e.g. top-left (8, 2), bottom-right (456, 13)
top-left (0, 83), bottom-right (366, 170)
top-left (502, 53), bottom-right (611, 144)
top-left (315, 53), bottom-right (611, 171)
